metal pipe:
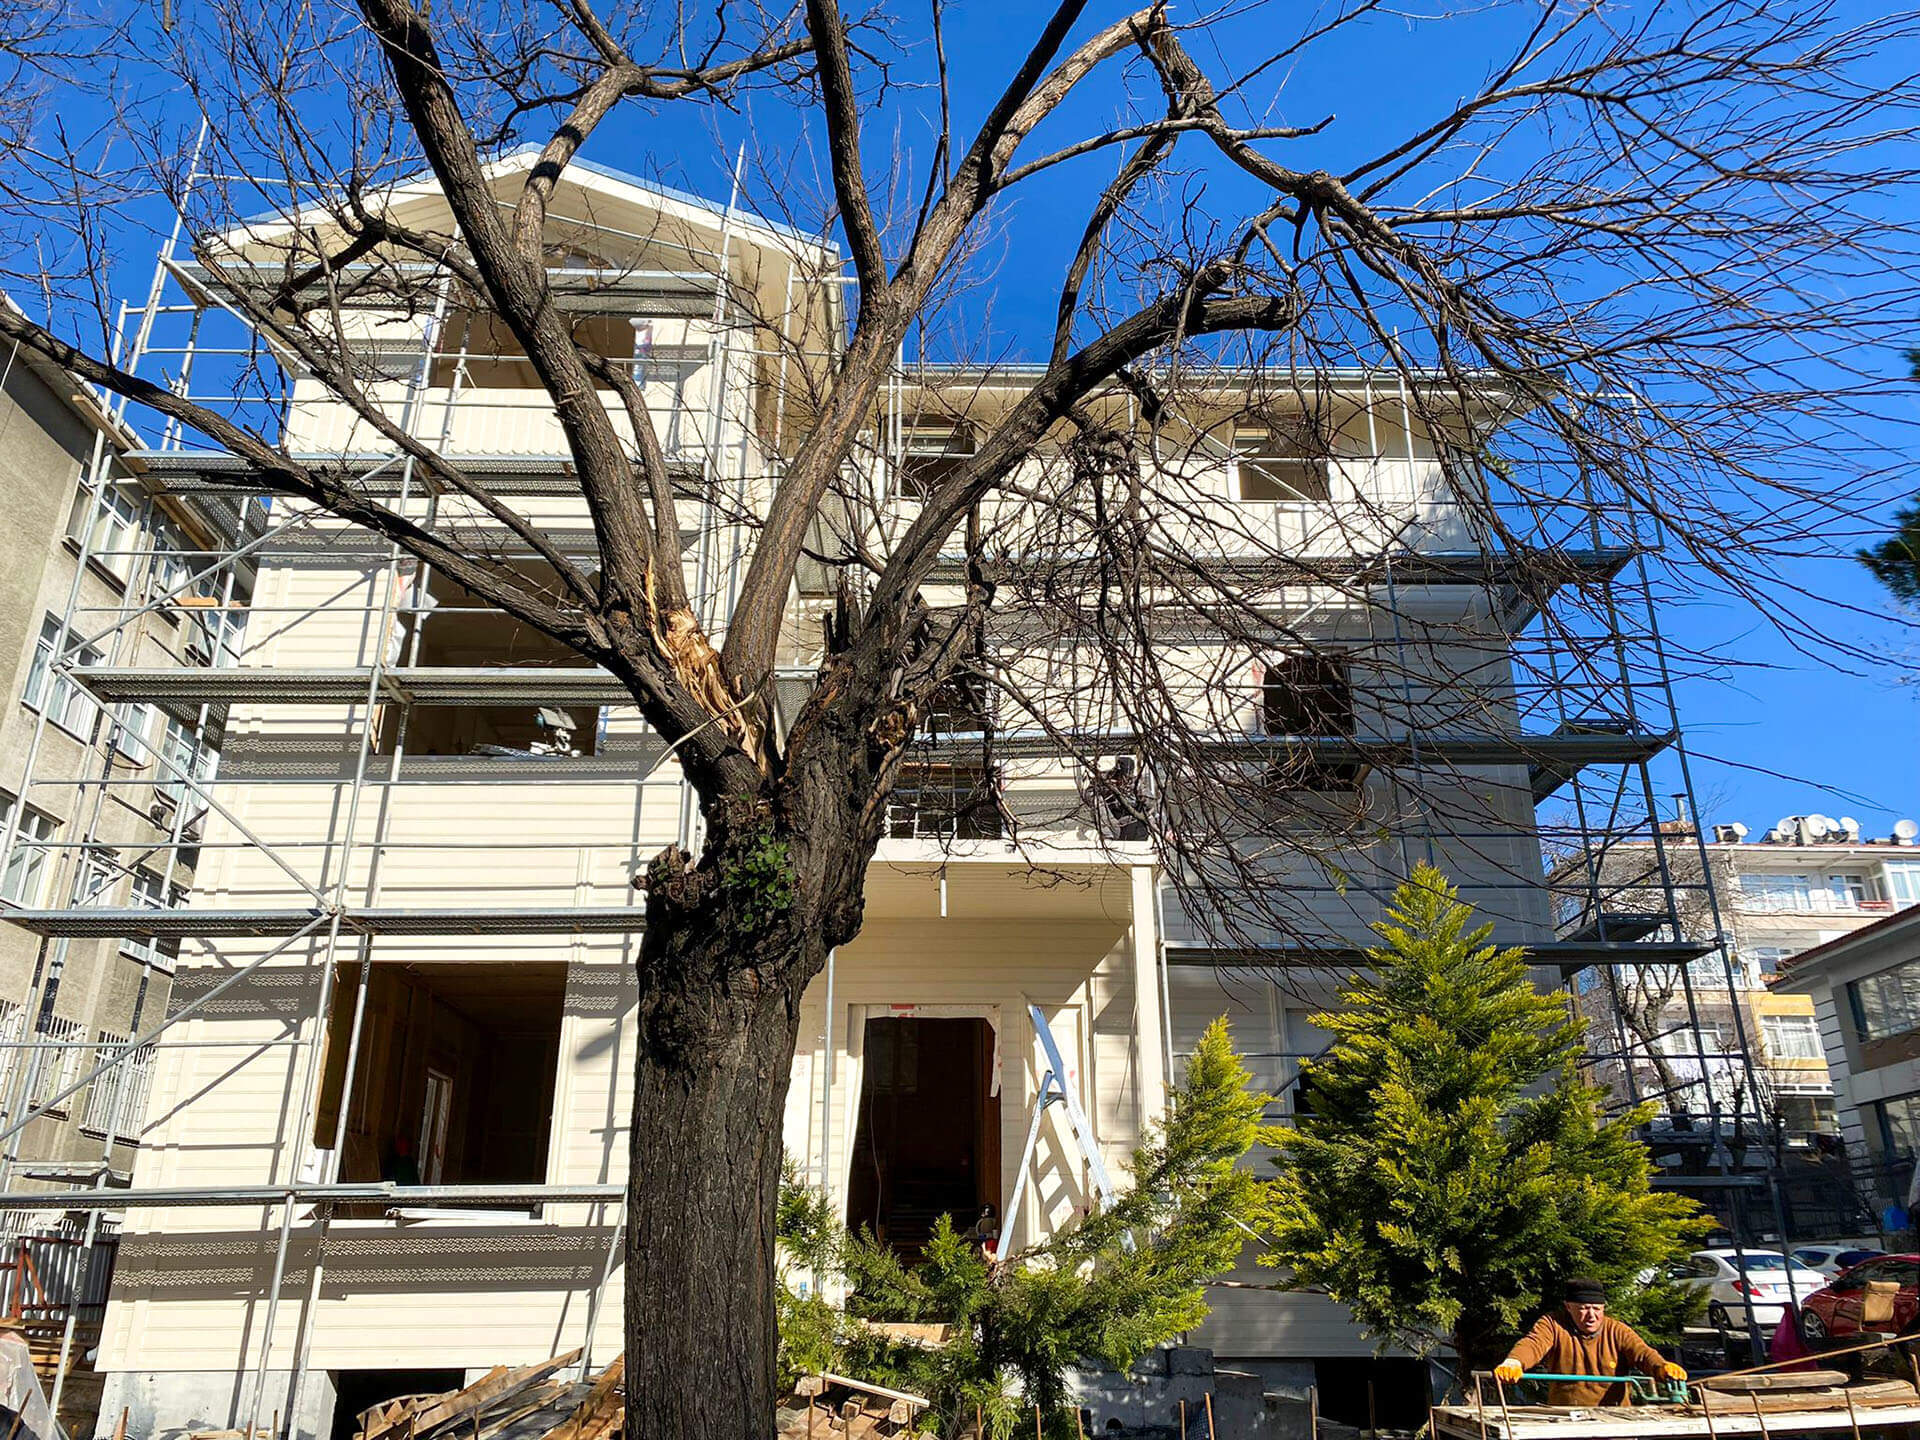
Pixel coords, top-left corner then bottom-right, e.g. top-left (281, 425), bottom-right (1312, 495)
top-left (0, 913), bottom-right (328, 1151)
top-left (269, 276), bottom-right (452, 1440)
top-left (0, 1182), bottom-right (624, 1210)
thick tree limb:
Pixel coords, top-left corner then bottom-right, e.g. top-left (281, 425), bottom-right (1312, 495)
top-left (804, 0), bottom-right (888, 309)
top-left (0, 302), bottom-right (594, 643)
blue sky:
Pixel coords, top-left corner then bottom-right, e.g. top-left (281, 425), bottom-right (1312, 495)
top-left (58, 0), bottom-right (1920, 832)
top-left (568, 0), bottom-right (1920, 835)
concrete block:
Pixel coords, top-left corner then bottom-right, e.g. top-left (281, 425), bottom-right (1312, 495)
top-left (1130, 1349), bottom-right (1170, 1378)
top-left (1168, 1348), bottom-right (1214, 1377)
top-left (95, 1369), bottom-right (335, 1440)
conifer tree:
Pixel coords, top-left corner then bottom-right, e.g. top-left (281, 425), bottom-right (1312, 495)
top-left (1260, 865), bottom-right (1707, 1375)
top-left (779, 1019), bottom-right (1268, 1437)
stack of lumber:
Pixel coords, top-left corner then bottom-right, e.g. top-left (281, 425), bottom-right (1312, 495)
top-left (23, 1328), bottom-right (102, 1440)
top-left (1696, 1370), bottom-right (1918, 1414)
top-left (775, 1374), bottom-right (929, 1440)
top-left (218, 1348), bottom-right (626, 1440)
top-left (349, 1350), bottom-right (624, 1440)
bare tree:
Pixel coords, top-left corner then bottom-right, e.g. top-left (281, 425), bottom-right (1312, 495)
top-left (2, 0), bottom-right (1918, 1434)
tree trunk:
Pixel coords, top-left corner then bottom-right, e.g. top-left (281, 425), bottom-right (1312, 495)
top-left (617, 663), bottom-right (895, 1438)
top-left (620, 760), bottom-right (879, 1440)
top-left (624, 907), bottom-right (813, 1440)
top-left (1454, 1322), bottom-right (1509, 1393)
top-left (625, 925), bottom-right (814, 1440)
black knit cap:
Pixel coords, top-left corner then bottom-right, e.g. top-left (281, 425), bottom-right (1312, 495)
top-left (1563, 1277), bottom-right (1608, 1305)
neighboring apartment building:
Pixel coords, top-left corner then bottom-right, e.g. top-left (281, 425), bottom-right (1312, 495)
top-left (1558, 813), bottom-right (1920, 1190)
top-left (0, 319), bottom-right (242, 1198)
top-left (1770, 898), bottom-right (1920, 1222)
top-left (0, 155), bottom-right (1706, 1437)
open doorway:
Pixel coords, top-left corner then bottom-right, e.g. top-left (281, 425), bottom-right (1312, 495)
top-left (315, 962), bottom-right (564, 1188)
top-left (846, 1017), bottom-right (1000, 1257)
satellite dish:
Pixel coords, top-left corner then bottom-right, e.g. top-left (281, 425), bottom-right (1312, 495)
top-left (1807, 814), bottom-right (1836, 839)
top-left (1840, 816), bottom-right (1861, 839)
top-left (1730, 822), bottom-right (1749, 840)
top-left (1896, 818), bottom-right (1919, 844)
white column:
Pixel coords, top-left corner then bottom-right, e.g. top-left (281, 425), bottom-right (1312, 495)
top-left (1131, 863), bottom-right (1168, 1131)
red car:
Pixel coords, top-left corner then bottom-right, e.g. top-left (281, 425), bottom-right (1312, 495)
top-left (1799, 1254), bottom-right (1920, 1343)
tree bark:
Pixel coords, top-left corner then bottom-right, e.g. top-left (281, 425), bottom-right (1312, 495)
top-left (624, 897), bottom-right (817, 1439)
top-left (623, 751), bottom-right (879, 1439)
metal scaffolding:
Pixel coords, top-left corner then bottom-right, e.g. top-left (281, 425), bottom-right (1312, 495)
top-left (0, 149), bottom-right (1791, 1434)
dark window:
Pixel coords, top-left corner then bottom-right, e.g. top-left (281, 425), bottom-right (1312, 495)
top-left (885, 763), bottom-right (1001, 839)
top-left (847, 1018), bottom-right (1000, 1258)
top-left (1259, 654), bottom-right (1359, 793)
top-left (1233, 426), bottom-right (1332, 503)
top-left (1849, 959), bottom-right (1920, 1043)
top-left (315, 962), bottom-right (563, 1189)
top-left (921, 674), bottom-right (992, 740)
top-left (1260, 653), bottom-right (1354, 736)
top-left (896, 421), bottom-right (975, 499)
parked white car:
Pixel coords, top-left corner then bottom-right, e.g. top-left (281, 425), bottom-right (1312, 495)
top-left (1789, 1243), bottom-right (1887, 1278)
top-left (1676, 1249), bottom-right (1827, 1330)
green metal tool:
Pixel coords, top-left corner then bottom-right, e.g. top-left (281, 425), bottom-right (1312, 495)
top-left (1516, 1373), bottom-right (1689, 1404)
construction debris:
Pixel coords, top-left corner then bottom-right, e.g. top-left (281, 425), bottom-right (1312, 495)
top-left (238, 1352), bottom-right (925, 1440)
top-left (183, 1348), bottom-right (611, 1440)
top-left (775, 1373), bottom-right (931, 1440)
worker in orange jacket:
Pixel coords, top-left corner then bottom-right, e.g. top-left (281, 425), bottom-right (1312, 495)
top-left (1493, 1278), bottom-right (1688, 1407)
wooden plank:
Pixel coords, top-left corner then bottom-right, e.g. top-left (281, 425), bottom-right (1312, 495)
top-left (1700, 1381), bottom-right (1916, 1414)
top-left (1698, 1373), bottom-right (1851, 1395)
top-left (538, 1355), bottom-right (623, 1440)
top-left (1432, 1399), bottom-right (1920, 1440)
top-left (476, 1382), bottom-right (572, 1440)
top-left (400, 1348), bottom-right (583, 1440)
top-left (819, 1372), bottom-right (930, 1409)
top-left (360, 1349), bottom-right (584, 1440)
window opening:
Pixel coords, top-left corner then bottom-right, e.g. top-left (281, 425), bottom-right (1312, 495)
top-left (1737, 873), bottom-right (1817, 912)
top-left (30, 1017), bottom-right (85, 1113)
top-left (1259, 652), bottom-right (1359, 792)
top-left (155, 714), bottom-right (217, 814)
top-left (314, 962), bottom-right (563, 1191)
top-left (23, 616), bottom-right (103, 737)
top-left (379, 568), bottom-right (602, 757)
top-left (1232, 425), bottom-right (1332, 503)
top-left (885, 765), bottom-right (1001, 839)
top-left (1760, 1013), bottom-right (1823, 1062)
top-left (0, 796), bottom-right (57, 907)
top-left (122, 869), bottom-right (183, 974)
top-left (65, 479), bottom-right (142, 584)
top-left (330, 1372), bottom-right (466, 1440)
top-left (894, 420), bottom-right (975, 499)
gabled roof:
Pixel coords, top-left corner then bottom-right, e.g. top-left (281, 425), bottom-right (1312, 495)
top-left (490, 143), bottom-right (826, 248)
top-left (230, 143), bottom-right (836, 262)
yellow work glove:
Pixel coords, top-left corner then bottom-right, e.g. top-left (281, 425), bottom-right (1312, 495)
top-left (1494, 1360), bottom-right (1524, 1385)
top-left (1662, 1363), bottom-right (1688, 1383)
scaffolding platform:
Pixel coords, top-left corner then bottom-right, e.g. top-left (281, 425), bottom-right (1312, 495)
top-left (1558, 912), bottom-right (1673, 945)
top-left (76, 665), bottom-right (636, 708)
top-left (133, 448), bottom-right (703, 494)
top-left (4, 904), bottom-right (645, 939)
top-left (1163, 939), bottom-right (1714, 973)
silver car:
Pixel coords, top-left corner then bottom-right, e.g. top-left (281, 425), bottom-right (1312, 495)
top-left (1677, 1248), bottom-right (1827, 1329)
top-left (1790, 1243), bottom-right (1887, 1278)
